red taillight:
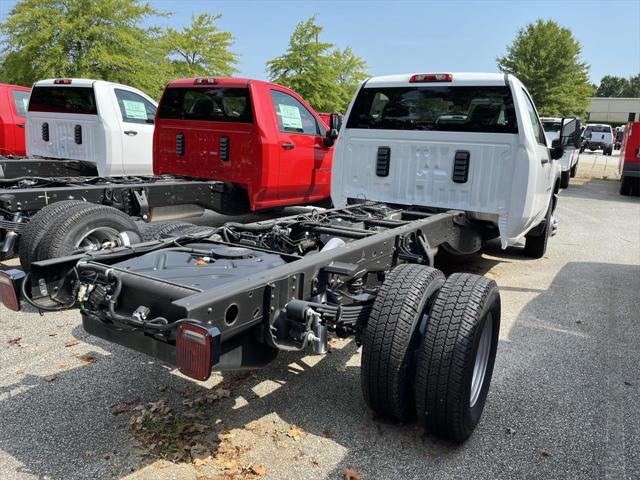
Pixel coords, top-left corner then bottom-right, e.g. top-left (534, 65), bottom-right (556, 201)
top-left (409, 73), bottom-right (453, 83)
top-left (176, 323), bottom-right (221, 381)
top-left (53, 78), bottom-right (72, 85)
top-left (194, 77), bottom-right (217, 85)
top-left (0, 269), bottom-right (26, 311)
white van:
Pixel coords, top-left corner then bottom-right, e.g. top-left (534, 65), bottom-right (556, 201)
top-left (26, 79), bottom-right (157, 176)
top-left (332, 72), bottom-right (580, 256)
top-left (541, 117), bottom-right (579, 188)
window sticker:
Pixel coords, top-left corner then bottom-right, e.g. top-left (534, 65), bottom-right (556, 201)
top-left (122, 99), bottom-right (148, 120)
top-left (279, 104), bottom-right (303, 130)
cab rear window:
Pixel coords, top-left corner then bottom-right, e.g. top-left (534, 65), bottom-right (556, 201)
top-left (158, 87), bottom-right (253, 123)
top-left (28, 86), bottom-right (97, 114)
top-left (346, 86), bottom-right (518, 134)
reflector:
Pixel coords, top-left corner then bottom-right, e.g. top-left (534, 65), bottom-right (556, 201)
top-left (0, 269), bottom-right (26, 311)
top-left (176, 323), bottom-right (221, 381)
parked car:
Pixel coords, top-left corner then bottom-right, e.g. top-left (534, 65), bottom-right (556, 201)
top-left (0, 83), bottom-right (31, 156)
top-left (541, 116), bottom-right (580, 188)
top-left (581, 123), bottom-right (614, 155)
top-left (0, 72), bottom-right (580, 444)
top-left (26, 78), bottom-right (158, 176)
top-left (618, 121), bottom-right (640, 196)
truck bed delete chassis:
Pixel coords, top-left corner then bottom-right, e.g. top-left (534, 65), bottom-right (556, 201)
top-left (0, 174), bottom-right (249, 256)
top-left (27, 203), bottom-right (481, 371)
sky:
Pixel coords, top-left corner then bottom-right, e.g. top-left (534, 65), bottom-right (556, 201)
top-left (1, 0), bottom-right (639, 84)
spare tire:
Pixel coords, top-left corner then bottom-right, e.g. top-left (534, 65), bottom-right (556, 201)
top-left (19, 200), bottom-right (90, 270)
top-left (34, 203), bottom-right (140, 263)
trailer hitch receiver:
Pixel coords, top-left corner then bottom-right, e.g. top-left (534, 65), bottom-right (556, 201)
top-left (176, 323), bottom-right (221, 381)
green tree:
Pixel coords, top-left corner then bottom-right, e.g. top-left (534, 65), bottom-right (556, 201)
top-left (165, 13), bottom-right (238, 78)
top-left (622, 74), bottom-right (640, 97)
top-left (595, 75), bottom-right (630, 97)
top-left (267, 16), bottom-right (367, 112)
top-left (497, 19), bottom-right (593, 116)
top-left (0, 0), bottom-right (169, 97)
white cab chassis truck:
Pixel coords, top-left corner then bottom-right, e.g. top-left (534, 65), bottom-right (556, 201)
top-left (541, 117), bottom-right (580, 188)
top-left (26, 78), bottom-right (157, 176)
top-left (332, 72), bottom-right (581, 257)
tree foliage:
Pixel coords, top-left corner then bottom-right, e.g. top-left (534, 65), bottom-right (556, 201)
top-left (0, 1), bottom-right (239, 99)
top-left (0, 0), bottom-right (169, 97)
top-left (164, 13), bottom-right (238, 78)
top-left (595, 75), bottom-right (629, 97)
top-left (497, 20), bottom-right (593, 116)
top-left (267, 16), bottom-right (367, 112)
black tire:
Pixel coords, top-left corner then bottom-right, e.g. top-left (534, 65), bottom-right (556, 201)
top-left (138, 221), bottom-right (196, 241)
top-left (361, 264), bottom-right (445, 422)
top-left (560, 170), bottom-right (570, 189)
top-left (570, 161), bottom-right (578, 178)
top-left (523, 200), bottom-right (552, 259)
top-left (19, 200), bottom-right (90, 271)
top-left (620, 175), bottom-right (640, 196)
top-left (414, 273), bottom-right (501, 442)
top-left (35, 204), bottom-right (139, 262)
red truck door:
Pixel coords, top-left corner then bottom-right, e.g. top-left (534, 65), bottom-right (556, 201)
top-left (0, 85), bottom-right (30, 156)
top-left (268, 88), bottom-right (332, 202)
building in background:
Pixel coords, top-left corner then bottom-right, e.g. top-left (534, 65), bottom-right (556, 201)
top-left (587, 97), bottom-right (640, 123)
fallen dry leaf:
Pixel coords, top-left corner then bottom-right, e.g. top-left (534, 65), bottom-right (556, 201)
top-left (64, 339), bottom-right (80, 347)
top-left (44, 374), bottom-right (58, 382)
top-left (48, 332), bottom-right (58, 337)
top-left (287, 425), bottom-right (305, 441)
top-left (7, 336), bottom-right (22, 346)
top-left (344, 467), bottom-right (363, 480)
top-left (58, 364), bottom-right (71, 370)
top-left (16, 368), bottom-right (26, 375)
top-left (310, 457), bottom-right (320, 468)
top-left (540, 448), bottom-right (552, 457)
top-left (78, 353), bottom-right (97, 365)
top-left (250, 464), bottom-right (267, 476)
top-left (111, 402), bottom-right (134, 416)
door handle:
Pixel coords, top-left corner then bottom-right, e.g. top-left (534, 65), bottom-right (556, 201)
top-left (124, 130), bottom-right (138, 136)
top-left (281, 142), bottom-right (295, 150)
top-left (16, 123), bottom-right (24, 128)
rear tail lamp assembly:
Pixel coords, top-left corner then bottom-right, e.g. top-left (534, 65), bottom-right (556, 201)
top-left (409, 73), bottom-right (453, 83)
top-left (0, 269), bottom-right (26, 312)
top-left (176, 323), bottom-right (221, 381)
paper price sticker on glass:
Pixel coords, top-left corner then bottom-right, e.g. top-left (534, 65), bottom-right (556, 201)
top-left (123, 100), bottom-right (149, 120)
top-left (279, 104), bottom-right (303, 131)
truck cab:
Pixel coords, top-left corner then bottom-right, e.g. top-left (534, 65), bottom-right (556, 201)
top-left (332, 72), bottom-right (580, 255)
top-left (26, 79), bottom-right (157, 176)
top-left (0, 83), bottom-right (31, 156)
top-left (154, 77), bottom-right (334, 211)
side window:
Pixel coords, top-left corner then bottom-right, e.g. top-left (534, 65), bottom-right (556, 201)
top-left (522, 89), bottom-right (546, 145)
top-left (11, 90), bottom-right (30, 117)
top-left (114, 88), bottom-right (156, 124)
top-left (270, 90), bottom-right (320, 135)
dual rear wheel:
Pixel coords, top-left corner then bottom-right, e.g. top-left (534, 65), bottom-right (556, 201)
top-left (361, 264), bottom-right (501, 442)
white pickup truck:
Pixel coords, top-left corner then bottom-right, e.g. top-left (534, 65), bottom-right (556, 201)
top-left (332, 72), bottom-right (581, 258)
top-left (541, 117), bottom-right (580, 188)
top-left (26, 78), bottom-right (157, 176)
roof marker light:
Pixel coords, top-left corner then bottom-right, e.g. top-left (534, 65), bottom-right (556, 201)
top-left (194, 77), bottom-right (217, 85)
top-left (54, 79), bottom-right (72, 85)
top-left (409, 73), bottom-right (453, 83)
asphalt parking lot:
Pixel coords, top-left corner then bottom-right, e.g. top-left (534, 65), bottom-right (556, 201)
top-left (1, 152), bottom-right (638, 480)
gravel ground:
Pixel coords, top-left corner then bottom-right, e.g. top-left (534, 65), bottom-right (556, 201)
top-left (0, 155), bottom-right (638, 480)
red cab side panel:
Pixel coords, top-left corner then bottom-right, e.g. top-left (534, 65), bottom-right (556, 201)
top-left (0, 84), bottom-right (30, 156)
top-left (619, 122), bottom-right (640, 175)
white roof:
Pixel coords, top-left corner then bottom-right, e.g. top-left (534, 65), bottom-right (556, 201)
top-left (540, 117), bottom-right (562, 122)
top-left (364, 72), bottom-right (509, 88)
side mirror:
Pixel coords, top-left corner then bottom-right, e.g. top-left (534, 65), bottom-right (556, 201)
top-left (329, 113), bottom-right (342, 132)
top-left (560, 117), bottom-right (581, 149)
top-left (550, 138), bottom-right (564, 160)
